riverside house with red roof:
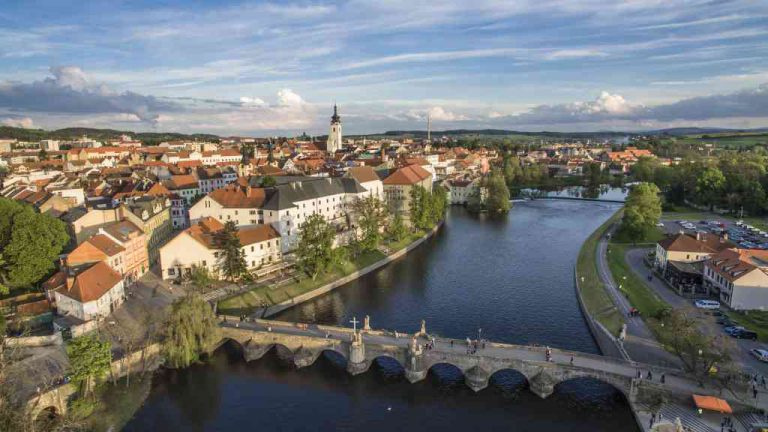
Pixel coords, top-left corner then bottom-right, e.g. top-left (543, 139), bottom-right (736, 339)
top-left (704, 248), bottom-right (768, 310)
top-left (159, 217), bottom-right (281, 280)
top-left (383, 164), bottom-right (433, 225)
top-left (51, 261), bottom-right (125, 322)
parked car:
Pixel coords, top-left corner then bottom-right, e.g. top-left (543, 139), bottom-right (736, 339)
top-left (733, 329), bottom-right (758, 340)
top-left (656, 222), bottom-right (665, 227)
top-left (716, 315), bottom-right (733, 325)
top-left (695, 299), bottom-right (721, 310)
top-left (751, 349), bottom-right (768, 362)
top-left (724, 326), bottom-right (745, 335)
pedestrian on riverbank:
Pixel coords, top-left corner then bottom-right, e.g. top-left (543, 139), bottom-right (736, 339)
top-left (636, 369), bottom-right (641, 379)
top-left (647, 371), bottom-right (653, 380)
top-left (753, 386), bottom-right (758, 399)
top-left (450, 340), bottom-right (453, 347)
top-left (570, 356), bottom-right (574, 366)
top-left (660, 373), bottom-right (665, 384)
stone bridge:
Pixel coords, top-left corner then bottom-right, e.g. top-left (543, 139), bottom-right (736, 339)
top-left (219, 317), bottom-right (734, 407)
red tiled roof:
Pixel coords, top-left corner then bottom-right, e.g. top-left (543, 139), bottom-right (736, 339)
top-left (208, 184), bottom-right (266, 208)
top-left (383, 164), bottom-right (431, 185)
top-left (59, 261), bottom-right (123, 303)
top-left (347, 166), bottom-right (379, 183)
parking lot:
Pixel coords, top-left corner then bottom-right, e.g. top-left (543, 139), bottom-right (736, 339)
top-left (664, 218), bottom-right (768, 249)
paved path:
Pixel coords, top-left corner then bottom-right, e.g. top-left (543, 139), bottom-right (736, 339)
top-left (222, 318), bottom-right (768, 412)
top-left (596, 227), bottom-right (682, 367)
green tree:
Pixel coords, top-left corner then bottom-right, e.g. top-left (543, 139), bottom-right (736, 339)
top-left (0, 198), bottom-right (69, 294)
top-left (351, 195), bottom-right (388, 251)
top-left (620, 182), bottom-right (662, 243)
top-left (185, 265), bottom-right (215, 292)
top-left (215, 221), bottom-right (248, 282)
top-left (260, 175), bottom-right (277, 187)
top-left (408, 186), bottom-right (430, 230)
top-left (696, 167), bottom-right (726, 210)
top-left (163, 294), bottom-right (221, 368)
top-left (296, 213), bottom-right (335, 280)
top-left (387, 213), bottom-right (408, 242)
top-left (67, 335), bottom-right (112, 398)
top-left (427, 184), bottom-right (448, 225)
top-left (486, 171), bottom-right (511, 215)
top-left (658, 309), bottom-right (734, 384)
top-left (630, 156), bottom-right (657, 183)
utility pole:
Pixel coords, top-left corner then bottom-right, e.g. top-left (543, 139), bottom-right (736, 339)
top-left (427, 114), bottom-right (431, 142)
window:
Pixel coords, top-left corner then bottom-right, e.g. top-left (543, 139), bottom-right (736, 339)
top-left (202, 260), bottom-right (207, 266)
top-left (251, 246), bottom-right (254, 252)
top-left (168, 268), bottom-right (176, 275)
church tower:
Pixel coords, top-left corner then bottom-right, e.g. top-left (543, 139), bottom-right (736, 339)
top-left (326, 104), bottom-right (342, 154)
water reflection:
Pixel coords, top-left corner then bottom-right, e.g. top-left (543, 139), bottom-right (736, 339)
top-left (126, 202), bottom-right (638, 431)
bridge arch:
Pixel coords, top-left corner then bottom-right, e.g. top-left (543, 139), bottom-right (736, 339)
top-left (488, 368), bottom-right (530, 394)
top-left (547, 370), bottom-right (632, 401)
top-left (369, 355), bottom-right (405, 377)
top-left (427, 362), bottom-right (467, 387)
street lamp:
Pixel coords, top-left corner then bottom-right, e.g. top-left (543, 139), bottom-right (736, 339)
top-left (477, 328), bottom-right (482, 342)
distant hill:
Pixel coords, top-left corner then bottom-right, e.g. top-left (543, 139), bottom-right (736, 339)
top-left (365, 129), bottom-right (632, 139)
top-left (643, 127), bottom-right (768, 136)
top-left (0, 126), bottom-right (221, 146)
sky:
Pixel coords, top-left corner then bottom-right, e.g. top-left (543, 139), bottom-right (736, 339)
top-left (0, 0), bottom-right (767, 136)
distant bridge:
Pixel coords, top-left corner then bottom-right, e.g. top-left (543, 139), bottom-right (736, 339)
top-left (525, 196), bottom-right (626, 204)
top-left (219, 318), bottom-right (761, 411)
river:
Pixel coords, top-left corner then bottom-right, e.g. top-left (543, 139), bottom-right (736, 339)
top-left (125, 199), bottom-right (637, 432)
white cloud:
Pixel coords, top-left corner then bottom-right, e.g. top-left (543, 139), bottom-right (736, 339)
top-left (543, 49), bottom-right (608, 60)
top-left (1, 117), bottom-right (34, 128)
top-left (405, 106), bottom-right (469, 122)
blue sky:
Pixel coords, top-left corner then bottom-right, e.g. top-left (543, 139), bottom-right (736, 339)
top-left (1, 0), bottom-right (767, 135)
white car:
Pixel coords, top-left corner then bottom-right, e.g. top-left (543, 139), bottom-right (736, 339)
top-left (751, 349), bottom-right (768, 363)
top-left (656, 222), bottom-right (665, 227)
top-left (694, 299), bottom-right (720, 310)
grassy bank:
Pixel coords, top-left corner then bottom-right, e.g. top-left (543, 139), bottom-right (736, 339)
top-left (606, 242), bottom-right (667, 319)
top-left (217, 230), bottom-right (429, 316)
top-left (575, 210), bottom-right (624, 335)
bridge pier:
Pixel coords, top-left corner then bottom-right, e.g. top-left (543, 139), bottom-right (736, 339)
top-left (347, 332), bottom-right (370, 375)
top-left (293, 347), bottom-right (319, 368)
top-left (464, 366), bottom-right (490, 392)
top-left (405, 336), bottom-right (427, 383)
top-left (529, 371), bottom-right (556, 399)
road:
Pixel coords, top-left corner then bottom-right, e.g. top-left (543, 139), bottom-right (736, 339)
top-left (596, 227), bottom-right (682, 368)
top-left (625, 247), bottom-right (768, 375)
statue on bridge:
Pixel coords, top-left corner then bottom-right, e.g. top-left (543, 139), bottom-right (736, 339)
top-left (363, 315), bottom-right (371, 331)
top-left (418, 319), bottom-right (427, 336)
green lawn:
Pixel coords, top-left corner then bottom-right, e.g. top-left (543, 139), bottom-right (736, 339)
top-left (575, 210), bottom-right (624, 336)
top-left (722, 310), bottom-right (768, 342)
top-left (217, 230), bottom-right (429, 316)
top-left (606, 242), bottom-right (668, 319)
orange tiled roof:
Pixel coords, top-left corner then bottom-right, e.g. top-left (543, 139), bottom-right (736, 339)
top-left (383, 164), bottom-right (431, 185)
top-left (59, 261), bottom-right (123, 303)
top-left (208, 184), bottom-right (267, 208)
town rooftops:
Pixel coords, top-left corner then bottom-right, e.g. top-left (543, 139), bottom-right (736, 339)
top-left (87, 234), bottom-right (125, 257)
top-left (102, 220), bottom-right (143, 242)
top-left (168, 174), bottom-right (198, 189)
top-left (346, 166), bottom-right (380, 183)
top-left (658, 232), bottom-right (735, 254)
top-left (208, 183), bottom-right (267, 208)
top-left (58, 261), bottom-right (123, 303)
top-left (707, 248), bottom-right (768, 282)
top-left (383, 164), bottom-right (432, 185)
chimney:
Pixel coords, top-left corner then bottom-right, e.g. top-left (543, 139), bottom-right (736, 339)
top-left (696, 231), bottom-right (701, 241)
top-left (722, 232), bottom-right (728, 242)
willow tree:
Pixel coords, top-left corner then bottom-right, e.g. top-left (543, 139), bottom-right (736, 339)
top-left (486, 171), bottom-right (511, 216)
top-left (66, 335), bottom-right (112, 398)
top-left (163, 294), bottom-right (221, 368)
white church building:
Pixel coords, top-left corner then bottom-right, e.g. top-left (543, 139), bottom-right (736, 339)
top-left (326, 104), bottom-right (342, 154)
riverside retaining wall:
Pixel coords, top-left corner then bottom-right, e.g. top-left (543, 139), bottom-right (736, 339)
top-left (259, 222), bottom-right (443, 318)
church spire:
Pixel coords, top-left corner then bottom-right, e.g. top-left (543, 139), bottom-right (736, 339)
top-left (331, 103), bottom-right (340, 124)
